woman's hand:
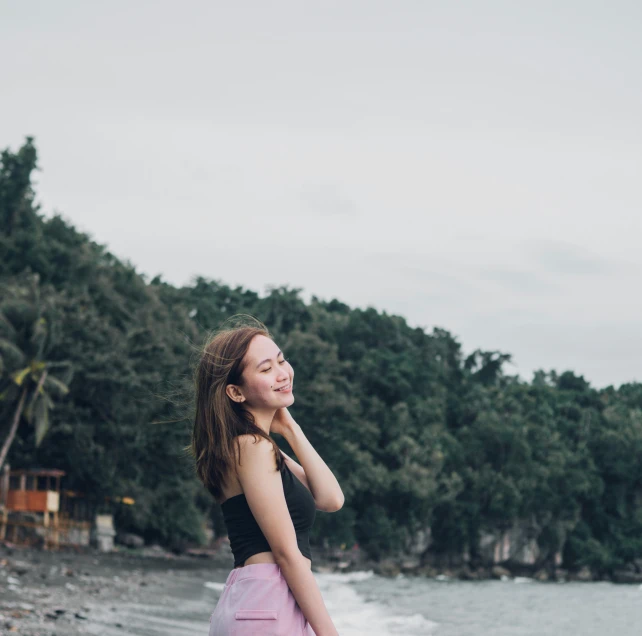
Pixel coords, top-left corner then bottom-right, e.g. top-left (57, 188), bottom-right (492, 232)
top-left (270, 407), bottom-right (299, 437)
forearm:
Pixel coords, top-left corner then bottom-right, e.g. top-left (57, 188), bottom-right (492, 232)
top-left (277, 552), bottom-right (338, 636)
top-left (282, 423), bottom-right (344, 510)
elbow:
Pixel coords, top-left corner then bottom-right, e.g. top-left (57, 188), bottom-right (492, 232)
top-left (273, 547), bottom-right (308, 568)
top-left (320, 494), bottom-right (344, 513)
top-left (333, 494), bottom-right (345, 511)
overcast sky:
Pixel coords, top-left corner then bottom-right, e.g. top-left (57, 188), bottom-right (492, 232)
top-left (2, 1), bottom-right (641, 388)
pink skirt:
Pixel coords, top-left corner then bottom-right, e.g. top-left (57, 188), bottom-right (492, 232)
top-left (209, 563), bottom-right (316, 635)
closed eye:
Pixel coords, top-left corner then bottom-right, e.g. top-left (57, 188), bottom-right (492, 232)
top-left (261, 358), bottom-right (286, 372)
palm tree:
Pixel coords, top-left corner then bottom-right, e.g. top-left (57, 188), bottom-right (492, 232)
top-left (0, 272), bottom-right (72, 470)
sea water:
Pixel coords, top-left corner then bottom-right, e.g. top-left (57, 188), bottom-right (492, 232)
top-left (86, 565), bottom-right (642, 635)
top-left (312, 571), bottom-right (641, 635)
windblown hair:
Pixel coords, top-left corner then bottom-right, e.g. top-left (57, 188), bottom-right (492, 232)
top-left (190, 319), bottom-right (285, 500)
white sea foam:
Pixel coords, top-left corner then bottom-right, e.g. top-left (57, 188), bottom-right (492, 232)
top-left (314, 571), bottom-right (438, 635)
top-left (514, 577), bottom-right (534, 584)
top-left (313, 570), bottom-right (375, 583)
top-left (203, 581), bottom-right (226, 592)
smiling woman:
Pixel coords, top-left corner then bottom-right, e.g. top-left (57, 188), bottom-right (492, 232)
top-left (190, 316), bottom-right (343, 636)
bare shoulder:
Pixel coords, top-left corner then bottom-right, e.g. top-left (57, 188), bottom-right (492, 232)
top-left (235, 433), bottom-right (276, 454)
top-left (236, 432), bottom-right (271, 450)
top-left (235, 434), bottom-right (279, 472)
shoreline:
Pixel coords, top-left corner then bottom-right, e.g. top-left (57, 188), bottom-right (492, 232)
top-left (2, 540), bottom-right (641, 635)
top-left (318, 554), bottom-right (642, 585)
top-left (0, 542), bottom-right (231, 635)
top-left (309, 542), bottom-right (642, 585)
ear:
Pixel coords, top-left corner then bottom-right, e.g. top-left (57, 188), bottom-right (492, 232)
top-left (225, 384), bottom-right (246, 403)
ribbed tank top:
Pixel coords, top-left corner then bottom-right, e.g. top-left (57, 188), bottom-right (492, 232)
top-left (220, 463), bottom-right (316, 567)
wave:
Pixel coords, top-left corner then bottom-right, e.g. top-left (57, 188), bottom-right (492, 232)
top-left (203, 581), bottom-right (226, 592)
top-left (314, 571), bottom-right (438, 635)
top-left (313, 569), bottom-right (376, 583)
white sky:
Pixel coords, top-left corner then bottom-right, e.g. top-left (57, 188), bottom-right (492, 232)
top-left (2, 1), bottom-right (641, 388)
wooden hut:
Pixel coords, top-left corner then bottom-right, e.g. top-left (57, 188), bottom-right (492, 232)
top-left (0, 465), bottom-right (65, 548)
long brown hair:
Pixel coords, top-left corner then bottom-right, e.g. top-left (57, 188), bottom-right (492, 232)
top-left (190, 318), bottom-right (285, 500)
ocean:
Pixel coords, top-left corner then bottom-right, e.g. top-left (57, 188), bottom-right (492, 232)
top-left (313, 570), bottom-right (642, 635)
top-left (83, 565), bottom-right (642, 635)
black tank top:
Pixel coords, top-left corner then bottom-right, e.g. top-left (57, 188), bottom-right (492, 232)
top-left (220, 463), bottom-right (316, 567)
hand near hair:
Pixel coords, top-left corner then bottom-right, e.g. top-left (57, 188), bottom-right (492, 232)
top-left (270, 407), bottom-right (298, 437)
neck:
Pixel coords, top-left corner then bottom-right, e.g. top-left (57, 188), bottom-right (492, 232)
top-left (244, 407), bottom-right (276, 435)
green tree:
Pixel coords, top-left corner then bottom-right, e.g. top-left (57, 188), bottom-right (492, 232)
top-left (0, 272), bottom-right (72, 469)
top-left (2, 136), bottom-right (642, 567)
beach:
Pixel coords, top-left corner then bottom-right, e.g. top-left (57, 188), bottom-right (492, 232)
top-left (0, 543), bottom-right (230, 636)
top-left (3, 543), bottom-right (642, 636)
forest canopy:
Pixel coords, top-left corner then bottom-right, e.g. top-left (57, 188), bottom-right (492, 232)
top-left (1, 138), bottom-right (641, 573)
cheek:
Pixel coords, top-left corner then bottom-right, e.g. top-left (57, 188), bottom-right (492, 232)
top-left (246, 375), bottom-right (272, 397)
top-left (260, 375), bottom-right (277, 394)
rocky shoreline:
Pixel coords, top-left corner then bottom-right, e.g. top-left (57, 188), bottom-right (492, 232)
top-left (314, 546), bottom-right (642, 584)
top-left (0, 542), bottom-right (232, 636)
top-left (3, 539), bottom-right (642, 635)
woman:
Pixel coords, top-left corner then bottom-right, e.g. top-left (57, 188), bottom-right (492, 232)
top-left (191, 320), bottom-right (344, 635)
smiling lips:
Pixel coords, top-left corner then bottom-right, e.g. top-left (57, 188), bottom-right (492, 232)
top-left (275, 383), bottom-right (292, 392)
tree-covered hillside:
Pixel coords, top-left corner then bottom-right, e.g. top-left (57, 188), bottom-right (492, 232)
top-left (1, 139), bottom-right (641, 575)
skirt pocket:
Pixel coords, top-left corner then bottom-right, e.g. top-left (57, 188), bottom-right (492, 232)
top-left (235, 609), bottom-right (278, 620)
top-left (232, 608), bottom-right (280, 635)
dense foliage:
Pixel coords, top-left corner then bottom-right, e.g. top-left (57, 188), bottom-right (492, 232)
top-left (1, 139), bottom-right (641, 571)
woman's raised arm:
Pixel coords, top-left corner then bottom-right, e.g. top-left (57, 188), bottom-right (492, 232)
top-left (274, 409), bottom-right (345, 513)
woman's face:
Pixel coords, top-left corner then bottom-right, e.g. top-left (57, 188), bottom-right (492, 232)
top-left (237, 335), bottom-right (294, 409)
